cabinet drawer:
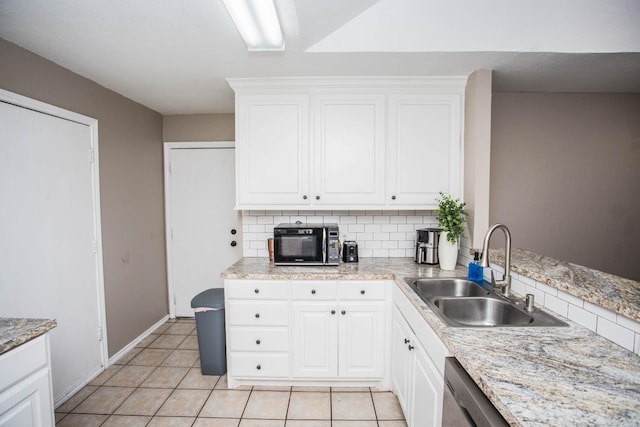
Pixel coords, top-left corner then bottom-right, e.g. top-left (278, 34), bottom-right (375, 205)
top-left (339, 281), bottom-right (387, 300)
top-left (291, 281), bottom-right (338, 300)
top-left (229, 353), bottom-right (289, 378)
top-left (227, 301), bottom-right (289, 326)
top-left (228, 327), bottom-right (289, 352)
top-left (0, 335), bottom-right (47, 392)
top-left (225, 280), bottom-right (289, 300)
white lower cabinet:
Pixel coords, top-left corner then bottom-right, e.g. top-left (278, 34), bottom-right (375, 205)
top-left (225, 279), bottom-right (390, 388)
top-left (292, 301), bottom-right (385, 379)
top-left (0, 334), bottom-right (54, 427)
top-left (392, 286), bottom-right (450, 427)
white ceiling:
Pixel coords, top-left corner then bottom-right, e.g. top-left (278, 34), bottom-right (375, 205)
top-left (1, 0), bottom-right (639, 115)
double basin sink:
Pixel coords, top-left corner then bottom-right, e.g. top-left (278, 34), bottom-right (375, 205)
top-left (405, 277), bottom-right (568, 328)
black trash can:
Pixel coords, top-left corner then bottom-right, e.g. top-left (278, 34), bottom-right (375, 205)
top-left (191, 288), bottom-right (226, 375)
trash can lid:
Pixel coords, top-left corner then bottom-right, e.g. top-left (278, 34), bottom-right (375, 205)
top-left (191, 288), bottom-right (225, 309)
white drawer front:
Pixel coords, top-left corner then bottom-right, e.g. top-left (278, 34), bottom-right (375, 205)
top-left (0, 335), bottom-right (47, 392)
top-left (339, 281), bottom-right (387, 300)
top-left (228, 301), bottom-right (289, 326)
top-left (291, 281), bottom-right (338, 300)
top-left (229, 353), bottom-right (289, 378)
top-left (226, 280), bottom-right (289, 300)
top-left (228, 327), bottom-right (289, 352)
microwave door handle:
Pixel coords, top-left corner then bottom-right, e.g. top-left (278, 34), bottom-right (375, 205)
top-left (322, 228), bottom-right (327, 263)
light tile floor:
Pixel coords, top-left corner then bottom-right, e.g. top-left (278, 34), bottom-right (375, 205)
top-left (55, 318), bottom-right (407, 427)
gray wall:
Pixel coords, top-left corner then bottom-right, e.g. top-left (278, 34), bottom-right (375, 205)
top-left (163, 113), bottom-right (235, 141)
top-left (0, 38), bottom-right (168, 356)
top-left (490, 92), bottom-right (640, 281)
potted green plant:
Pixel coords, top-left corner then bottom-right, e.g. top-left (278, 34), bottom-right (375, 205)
top-left (435, 192), bottom-right (467, 270)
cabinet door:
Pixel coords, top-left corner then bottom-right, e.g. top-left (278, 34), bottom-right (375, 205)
top-left (313, 94), bottom-right (386, 206)
top-left (338, 302), bottom-right (385, 378)
top-left (411, 341), bottom-right (444, 427)
top-left (236, 94), bottom-right (310, 207)
top-left (391, 306), bottom-right (413, 416)
top-left (387, 94), bottom-right (462, 208)
top-left (292, 302), bottom-right (338, 378)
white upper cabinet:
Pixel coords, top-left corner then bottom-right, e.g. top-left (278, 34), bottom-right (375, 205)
top-left (387, 94), bottom-right (463, 208)
top-left (235, 94), bottom-right (310, 207)
top-left (228, 77), bottom-right (466, 210)
top-left (314, 94), bottom-right (386, 206)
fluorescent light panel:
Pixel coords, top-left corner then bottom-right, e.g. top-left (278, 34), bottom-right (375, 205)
top-left (223, 0), bottom-right (284, 51)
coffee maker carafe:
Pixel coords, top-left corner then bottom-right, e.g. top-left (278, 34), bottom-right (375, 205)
top-left (414, 228), bottom-right (442, 264)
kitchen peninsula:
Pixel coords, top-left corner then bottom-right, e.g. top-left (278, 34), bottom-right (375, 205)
top-left (222, 256), bottom-right (640, 426)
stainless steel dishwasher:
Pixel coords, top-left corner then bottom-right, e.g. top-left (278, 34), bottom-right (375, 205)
top-left (442, 357), bottom-right (509, 427)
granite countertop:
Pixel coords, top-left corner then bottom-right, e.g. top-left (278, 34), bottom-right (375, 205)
top-left (0, 318), bottom-right (57, 355)
top-left (490, 248), bottom-right (640, 322)
top-left (222, 257), bottom-right (640, 426)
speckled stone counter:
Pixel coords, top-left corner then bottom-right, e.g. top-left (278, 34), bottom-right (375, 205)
top-left (490, 248), bottom-right (640, 322)
top-left (0, 318), bottom-right (56, 355)
top-left (222, 257), bottom-right (640, 426)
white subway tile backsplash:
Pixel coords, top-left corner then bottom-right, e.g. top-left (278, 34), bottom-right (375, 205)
top-left (567, 304), bottom-right (597, 331)
top-left (596, 318), bottom-right (635, 352)
top-left (374, 216), bottom-right (390, 224)
top-left (381, 224), bottom-right (398, 232)
top-left (381, 240), bottom-right (398, 249)
top-left (535, 282), bottom-right (558, 296)
top-left (584, 301), bottom-right (617, 322)
top-left (510, 277), bottom-right (527, 296)
top-left (543, 294), bottom-right (569, 317)
top-left (374, 232), bottom-right (390, 241)
top-left (348, 224), bottom-right (365, 233)
top-left (365, 224), bottom-right (382, 233)
top-left (339, 215), bottom-right (357, 224)
top-left (525, 285), bottom-right (546, 306)
top-left (616, 315), bottom-right (640, 334)
top-left (357, 216), bottom-right (374, 224)
top-left (389, 216), bottom-right (407, 224)
top-left (557, 290), bottom-right (584, 308)
top-left (357, 232), bottom-right (374, 241)
top-left (257, 216), bottom-right (274, 224)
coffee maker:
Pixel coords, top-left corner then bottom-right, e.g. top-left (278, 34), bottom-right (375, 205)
top-left (415, 228), bottom-right (442, 264)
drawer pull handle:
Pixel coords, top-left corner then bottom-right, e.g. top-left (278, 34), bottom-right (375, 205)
top-left (360, 290), bottom-right (365, 295)
top-left (254, 289), bottom-right (259, 294)
top-left (404, 338), bottom-right (410, 344)
top-left (331, 310), bottom-right (336, 315)
top-left (311, 289), bottom-right (316, 294)
top-left (256, 339), bottom-right (261, 345)
top-left (255, 313), bottom-right (260, 318)
top-left (408, 345), bottom-right (415, 351)
top-left (256, 364), bottom-right (261, 370)
top-left (341, 310), bottom-right (346, 315)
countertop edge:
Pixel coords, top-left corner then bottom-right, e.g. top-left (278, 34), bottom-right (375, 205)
top-left (0, 318), bottom-right (57, 355)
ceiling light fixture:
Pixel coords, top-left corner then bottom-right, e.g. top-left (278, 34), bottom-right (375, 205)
top-left (222, 0), bottom-right (284, 51)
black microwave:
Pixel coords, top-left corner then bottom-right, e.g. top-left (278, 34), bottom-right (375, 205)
top-left (273, 223), bottom-right (340, 266)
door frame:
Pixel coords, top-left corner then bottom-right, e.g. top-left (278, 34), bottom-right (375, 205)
top-left (0, 88), bottom-right (109, 399)
top-left (163, 141), bottom-right (236, 318)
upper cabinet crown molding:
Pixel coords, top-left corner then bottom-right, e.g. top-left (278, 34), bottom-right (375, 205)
top-left (229, 77), bottom-right (467, 211)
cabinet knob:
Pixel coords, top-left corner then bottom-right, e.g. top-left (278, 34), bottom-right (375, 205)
top-left (404, 338), bottom-right (410, 344)
top-left (254, 288), bottom-right (260, 294)
top-left (230, 240), bottom-right (237, 247)
top-left (303, 195), bottom-right (308, 200)
top-left (255, 313), bottom-right (260, 318)
top-left (331, 310), bottom-right (336, 315)
top-left (256, 364), bottom-right (261, 370)
top-left (408, 345), bottom-right (415, 351)
top-left (341, 310), bottom-right (346, 315)
top-left (391, 195), bottom-right (396, 200)
top-left (256, 339), bottom-right (261, 345)
top-left (231, 229), bottom-right (237, 235)
top-left (311, 289), bottom-right (316, 295)
top-left (315, 195), bottom-right (320, 200)
top-left (360, 290), bottom-right (365, 295)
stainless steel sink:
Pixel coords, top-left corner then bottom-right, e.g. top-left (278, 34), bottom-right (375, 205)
top-left (408, 278), bottom-right (490, 297)
top-left (404, 277), bottom-right (568, 328)
top-left (433, 297), bottom-right (533, 327)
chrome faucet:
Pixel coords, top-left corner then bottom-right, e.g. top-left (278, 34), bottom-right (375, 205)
top-left (479, 224), bottom-right (512, 296)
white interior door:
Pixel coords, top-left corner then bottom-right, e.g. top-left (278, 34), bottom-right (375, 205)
top-left (166, 144), bottom-right (241, 317)
top-left (0, 93), bottom-right (106, 405)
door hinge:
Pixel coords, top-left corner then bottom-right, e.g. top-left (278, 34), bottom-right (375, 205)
top-left (98, 327), bottom-right (103, 342)
top-left (89, 148), bottom-right (95, 163)
top-left (173, 293), bottom-right (177, 305)
top-left (92, 240), bottom-right (98, 254)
